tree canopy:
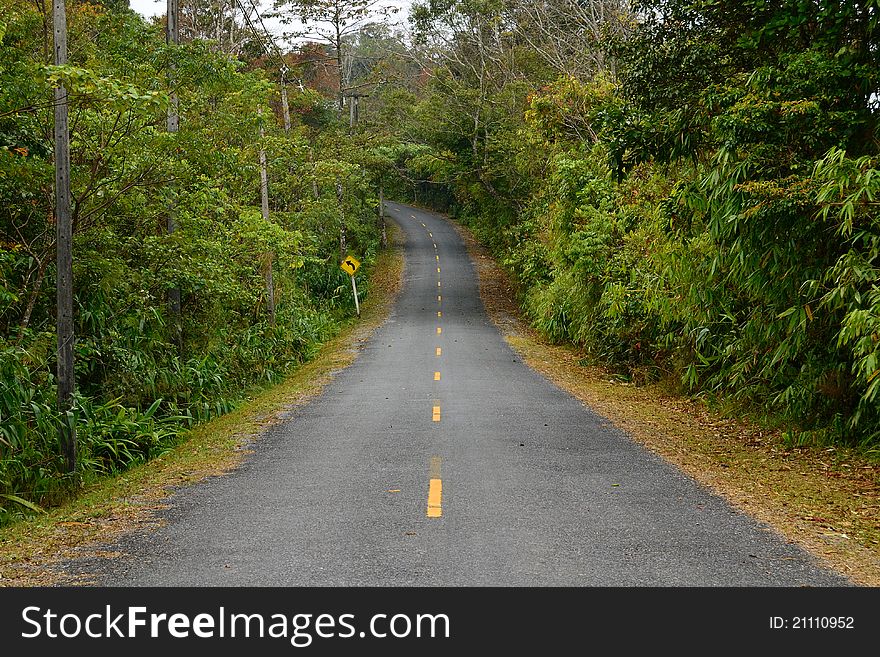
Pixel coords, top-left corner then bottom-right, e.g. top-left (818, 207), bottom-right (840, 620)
top-left (388, 0), bottom-right (880, 446)
top-left (3, 0), bottom-right (880, 523)
top-left (0, 0), bottom-right (397, 522)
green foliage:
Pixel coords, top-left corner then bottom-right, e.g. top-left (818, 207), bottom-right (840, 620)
top-left (0, 1), bottom-right (387, 524)
top-left (399, 0), bottom-right (880, 445)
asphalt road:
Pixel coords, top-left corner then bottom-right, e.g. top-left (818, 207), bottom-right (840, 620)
top-left (89, 202), bottom-right (847, 586)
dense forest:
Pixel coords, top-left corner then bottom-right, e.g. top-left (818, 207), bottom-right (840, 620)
top-left (2, 0), bottom-right (879, 524)
top-left (396, 0), bottom-right (880, 446)
top-left (0, 0), bottom-right (403, 523)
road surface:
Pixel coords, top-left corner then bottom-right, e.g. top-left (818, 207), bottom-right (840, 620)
top-left (86, 202), bottom-right (847, 586)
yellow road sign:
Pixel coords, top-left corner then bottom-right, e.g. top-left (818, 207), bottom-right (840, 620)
top-left (340, 255), bottom-right (360, 276)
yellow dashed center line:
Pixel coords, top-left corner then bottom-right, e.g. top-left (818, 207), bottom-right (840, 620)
top-left (436, 255), bottom-right (440, 261)
top-left (434, 371), bottom-right (441, 381)
top-left (438, 295), bottom-right (441, 302)
top-left (437, 327), bottom-right (442, 335)
top-left (438, 281), bottom-right (441, 287)
top-left (437, 267), bottom-right (441, 273)
top-left (427, 457), bottom-right (442, 518)
top-left (432, 405), bottom-right (441, 422)
top-left (436, 347), bottom-right (442, 356)
top-left (428, 232), bottom-right (433, 238)
top-left (438, 311), bottom-right (442, 318)
top-left (427, 479), bottom-right (442, 517)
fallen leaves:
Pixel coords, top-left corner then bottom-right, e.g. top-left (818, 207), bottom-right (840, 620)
top-left (453, 216), bottom-right (880, 586)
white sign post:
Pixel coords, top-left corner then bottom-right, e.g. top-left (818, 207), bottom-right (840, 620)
top-left (350, 274), bottom-right (360, 317)
top-left (341, 255), bottom-right (361, 317)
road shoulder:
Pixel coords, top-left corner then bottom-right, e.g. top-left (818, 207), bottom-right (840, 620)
top-left (449, 217), bottom-right (880, 586)
top-left (0, 225), bottom-right (405, 587)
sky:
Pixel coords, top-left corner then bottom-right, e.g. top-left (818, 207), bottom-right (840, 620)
top-left (128, 1), bottom-right (413, 44)
top-left (129, 0), bottom-right (163, 17)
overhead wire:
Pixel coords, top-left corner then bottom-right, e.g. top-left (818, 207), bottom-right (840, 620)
top-left (232, 0), bottom-right (290, 79)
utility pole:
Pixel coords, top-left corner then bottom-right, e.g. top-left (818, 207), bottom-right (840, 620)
top-left (258, 111), bottom-right (276, 325)
top-left (346, 92), bottom-right (368, 132)
top-left (379, 184), bottom-right (387, 249)
top-left (53, 0), bottom-right (75, 473)
top-left (166, 0), bottom-right (179, 133)
top-left (309, 147), bottom-right (319, 200)
top-left (167, 0), bottom-right (182, 349)
top-left (280, 67), bottom-right (291, 134)
top-left (337, 180), bottom-right (346, 258)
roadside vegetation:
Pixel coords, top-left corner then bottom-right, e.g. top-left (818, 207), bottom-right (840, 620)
top-left (457, 220), bottom-right (879, 586)
top-left (0, 0), bottom-right (406, 525)
top-left (0, 231), bottom-right (402, 585)
top-left (391, 0), bottom-right (880, 452)
top-left (4, 0), bottom-right (879, 538)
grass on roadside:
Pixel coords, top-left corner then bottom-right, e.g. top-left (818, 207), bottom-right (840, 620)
top-left (451, 218), bottom-right (880, 587)
top-left (0, 227), bottom-right (404, 587)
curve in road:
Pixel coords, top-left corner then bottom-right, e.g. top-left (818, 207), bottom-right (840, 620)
top-left (91, 202), bottom-right (848, 586)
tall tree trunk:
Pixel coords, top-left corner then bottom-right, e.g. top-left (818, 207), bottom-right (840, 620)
top-left (17, 254), bottom-right (49, 341)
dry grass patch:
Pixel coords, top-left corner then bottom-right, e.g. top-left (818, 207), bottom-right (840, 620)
top-left (0, 229), bottom-right (404, 587)
top-left (451, 219), bottom-right (880, 587)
